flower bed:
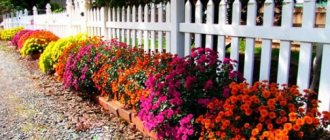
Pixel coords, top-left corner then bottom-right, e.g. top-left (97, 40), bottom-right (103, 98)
top-left (3, 29), bottom-right (329, 139)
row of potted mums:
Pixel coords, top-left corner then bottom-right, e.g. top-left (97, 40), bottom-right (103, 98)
top-left (1, 27), bottom-right (329, 140)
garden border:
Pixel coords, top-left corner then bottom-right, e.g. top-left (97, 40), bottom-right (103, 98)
top-left (96, 96), bottom-right (157, 139)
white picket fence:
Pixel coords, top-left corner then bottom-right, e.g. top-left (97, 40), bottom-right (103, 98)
top-left (1, 0), bottom-right (330, 113)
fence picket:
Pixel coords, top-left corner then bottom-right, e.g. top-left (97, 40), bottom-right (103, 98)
top-left (184, 1), bottom-right (192, 56)
top-left (165, 2), bottom-right (171, 53)
top-left (194, 0), bottom-right (202, 48)
top-left (121, 7), bottom-right (126, 42)
top-left (106, 7), bottom-right (113, 39)
top-left (158, 4), bottom-right (164, 52)
top-left (205, 0), bottom-right (214, 49)
top-left (116, 7), bottom-right (121, 41)
top-left (244, 0), bottom-right (257, 84)
top-left (112, 7), bottom-right (116, 39)
top-left (259, 0), bottom-right (274, 81)
top-left (144, 5), bottom-right (149, 52)
top-left (277, 0), bottom-right (294, 85)
top-left (151, 4), bottom-right (156, 52)
top-left (231, 0), bottom-right (241, 70)
top-left (127, 6), bottom-right (131, 46)
top-left (297, 0), bottom-right (315, 90)
top-left (317, 0), bottom-right (330, 113)
top-left (217, 0), bottom-right (226, 61)
top-left (132, 6), bottom-right (136, 47)
top-left (138, 5), bottom-right (143, 47)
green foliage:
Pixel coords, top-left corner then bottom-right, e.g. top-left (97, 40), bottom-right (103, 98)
top-left (0, 27), bottom-right (24, 41)
top-left (38, 34), bottom-right (88, 73)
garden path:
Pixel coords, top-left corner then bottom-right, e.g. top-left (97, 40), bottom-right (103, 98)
top-left (0, 42), bottom-right (145, 139)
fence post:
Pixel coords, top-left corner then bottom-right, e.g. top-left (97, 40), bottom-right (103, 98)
top-left (33, 6), bottom-right (38, 30)
top-left (80, 0), bottom-right (91, 33)
top-left (46, 3), bottom-right (52, 31)
top-left (170, 0), bottom-right (185, 57)
top-left (66, 0), bottom-right (74, 36)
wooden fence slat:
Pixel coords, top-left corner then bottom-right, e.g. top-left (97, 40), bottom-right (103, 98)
top-left (205, 0), bottom-right (214, 49)
top-left (244, 0), bottom-right (257, 84)
top-left (165, 2), bottom-right (171, 53)
top-left (319, 45), bottom-right (330, 112)
top-left (138, 5), bottom-right (143, 47)
top-left (158, 4), bottom-right (164, 52)
top-left (184, 1), bottom-right (192, 56)
top-left (144, 4), bottom-right (149, 52)
top-left (127, 6), bottom-right (131, 46)
top-left (217, 0), bottom-right (226, 61)
top-left (112, 7), bottom-right (116, 39)
top-left (230, 0), bottom-right (241, 70)
top-left (297, 0), bottom-right (315, 90)
top-left (151, 4), bottom-right (156, 52)
top-left (132, 6), bottom-right (136, 47)
top-left (259, 0), bottom-right (274, 81)
top-left (194, 0), bottom-right (202, 48)
top-left (108, 8), bottom-right (112, 39)
top-left (277, 0), bottom-right (294, 85)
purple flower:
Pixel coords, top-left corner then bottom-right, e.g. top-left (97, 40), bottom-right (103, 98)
top-left (197, 98), bottom-right (211, 107)
top-left (203, 79), bottom-right (213, 90)
top-left (184, 76), bottom-right (197, 89)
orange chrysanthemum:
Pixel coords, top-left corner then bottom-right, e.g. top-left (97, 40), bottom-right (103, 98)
top-left (284, 123), bottom-right (292, 131)
top-left (251, 128), bottom-right (259, 136)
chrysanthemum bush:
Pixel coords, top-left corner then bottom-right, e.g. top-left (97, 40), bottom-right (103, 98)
top-left (56, 37), bottom-right (102, 92)
top-left (20, 30), bottom-right (59, 56)
top-left (113, 52), bottom-right (173, 109)
top-left (93, 39), bottom-right (144, 101)
top-left (17, 30), bottom-right (36, 49)
top-left (39, 34), bottom-right (87, 73)
top-left (0, 26), bottom-right (23, 40)
top-left (196, 81), bottom-right (330, 140)
top-left (138, 48), bottom-right (244, 140)
top-left (11, 29), bottom-right (32, 47)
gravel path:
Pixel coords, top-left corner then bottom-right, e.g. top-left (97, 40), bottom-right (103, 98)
top-left (0, 42), bottom-right (146, 140)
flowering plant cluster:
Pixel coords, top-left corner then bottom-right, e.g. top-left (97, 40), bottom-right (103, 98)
top-left (39, 34), bottom-right (88, 73)
top-left (93, 39), bottom-right (144, 101)
top-left (138, 48), bottom-right (244, 139)
top-left (196, 82), bottom-right (330, 140)
top-left (11, 30), bottom-right (59, 57)
top-left (55, 36), bottom-right (101, 80)
top-left (17, 30), bottom-right (36, 49)
top-left (93, 39), bottom-right (173, 109)
top-left (11, 29), bottom-right (32, 47)
top-left (0, 27), bottom-right (23, 40)
top-left (62, 38), bottom-right (103, 92)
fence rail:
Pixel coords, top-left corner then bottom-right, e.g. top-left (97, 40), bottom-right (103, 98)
top-left (1, 0), bottom-right (330, 113)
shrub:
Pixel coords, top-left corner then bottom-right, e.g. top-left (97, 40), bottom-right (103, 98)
top-left (11, 29), bottom-right (33, 47)
top-left (17, 30), bottom-right (37, 50)
top-left (92, 40), bottom-right (173, 109)
top-left (62, 39), bottom-right (104, 92)
top-left (196, 82), bottom-right (330, 140)
top-left (0, 27), bottom-right (24, 41)
top-left (55, 36), bottom-right (101, 81)
top-left (92, 39), bottom-right (144, 100)
top-left (138, 48), bottom-right (244, 139)
top-left (39, 34), bottom-right (88, 73)
top-left (20, 30), bottom-right (59, 57)
top-left (112, 52), bottom-right (173, 110)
